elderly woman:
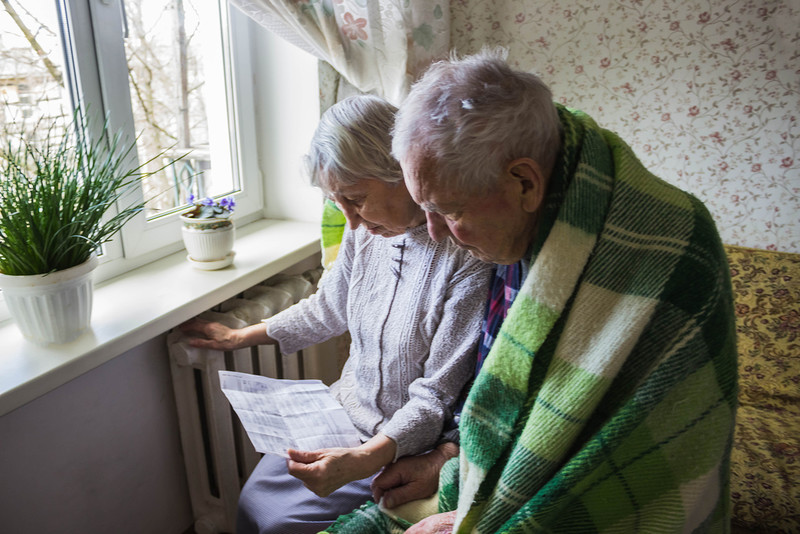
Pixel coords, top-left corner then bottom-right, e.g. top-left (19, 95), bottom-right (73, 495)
top-left (181, 94), bottom-right (492, 534)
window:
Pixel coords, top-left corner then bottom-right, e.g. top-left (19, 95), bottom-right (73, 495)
top-left (0, 3), bottom-right (70, 143)
top-left (0, 0), bottom-right (261, 280)
top-left (121, 0), bottom-right (241, 220)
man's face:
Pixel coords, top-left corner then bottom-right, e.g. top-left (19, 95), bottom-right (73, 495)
top-left (403, 154), bottom-right (539, 265)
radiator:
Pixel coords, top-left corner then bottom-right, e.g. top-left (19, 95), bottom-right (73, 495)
top-left (167, 266), bottom-right (344, 534)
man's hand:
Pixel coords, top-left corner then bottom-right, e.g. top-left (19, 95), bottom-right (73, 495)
top-left (372, 442), bottom-right (459, 509)
top-left (287, 434), bottom-right (397, 497)
top-left (405, 511), bottom-right (457, 533)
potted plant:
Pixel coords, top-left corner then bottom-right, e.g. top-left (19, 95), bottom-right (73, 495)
top-left (0, 112), bottom-right (170, 344)
top-left (180, 194), bottom-right (236, 270)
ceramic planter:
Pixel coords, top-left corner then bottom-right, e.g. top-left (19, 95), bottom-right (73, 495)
top-left (180, 213), bottom-right (235, 269)
top-left (0, 254), bottom-right (98, 344)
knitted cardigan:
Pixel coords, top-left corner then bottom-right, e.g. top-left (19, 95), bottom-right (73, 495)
top-left (322, 105), bottom-right (738, 533)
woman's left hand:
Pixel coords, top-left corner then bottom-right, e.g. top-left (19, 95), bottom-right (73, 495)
top-left (287, 447), bottom-right (376, 497)
top-left (286, 433), bottom-right (397, 497)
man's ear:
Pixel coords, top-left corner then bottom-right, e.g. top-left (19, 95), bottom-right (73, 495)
top-left (506, 158), bottom-right (546, 213)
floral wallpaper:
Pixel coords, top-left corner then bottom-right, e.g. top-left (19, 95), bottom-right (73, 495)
top-left (450, 0), bottom-right (800, 253)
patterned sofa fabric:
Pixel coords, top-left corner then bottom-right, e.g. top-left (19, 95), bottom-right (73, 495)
top-left (725, 245), bottom-right (800, 533)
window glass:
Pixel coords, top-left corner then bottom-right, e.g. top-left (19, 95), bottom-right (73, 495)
top-left (122, 0), bottom-right (238, 219)
top-left (0, 2), bottom-right (70, 147)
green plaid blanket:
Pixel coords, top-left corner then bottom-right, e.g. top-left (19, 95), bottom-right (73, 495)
top-left (323, 106), bottom-right (738, 533)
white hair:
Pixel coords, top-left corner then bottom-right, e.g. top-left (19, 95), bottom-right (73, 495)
top-left (392, 48), bottom-right (562, 193)
top-left (305, 94), bottom-right (402, 193)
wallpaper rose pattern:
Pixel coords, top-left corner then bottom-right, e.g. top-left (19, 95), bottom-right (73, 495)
top-left (450, 0), bottom-right (799, 252)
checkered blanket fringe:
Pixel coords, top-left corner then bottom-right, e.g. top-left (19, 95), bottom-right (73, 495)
top-left (324, 105), bottom-right (738, 534)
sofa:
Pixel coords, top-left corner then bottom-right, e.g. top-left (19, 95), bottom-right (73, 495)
top-left (725, 245), bottom-right (799, 533)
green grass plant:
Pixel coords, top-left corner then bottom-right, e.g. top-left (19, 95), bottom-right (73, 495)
top-left (0, 112), bottom-right (169, 275)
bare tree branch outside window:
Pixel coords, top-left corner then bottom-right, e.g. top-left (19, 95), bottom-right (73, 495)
top-left (0, 0), bottom-right (67, 137)
top-left (124, 0), bottom-right (212, 217)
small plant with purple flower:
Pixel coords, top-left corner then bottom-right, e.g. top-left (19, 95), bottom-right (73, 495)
top-left (182, 194), bottom-right (236, 219)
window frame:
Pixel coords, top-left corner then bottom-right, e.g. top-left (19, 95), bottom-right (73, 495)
top-left (0, 0), bottom-right (265, 320)
top-left (62, 0), bottom-right (263, 280)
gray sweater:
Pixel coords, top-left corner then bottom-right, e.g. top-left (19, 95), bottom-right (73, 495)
top-left (265, 224), bottom-right (492, 458)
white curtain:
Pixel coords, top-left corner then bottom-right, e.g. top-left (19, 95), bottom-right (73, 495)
top-left (230, 0), bottom-right (450, 106)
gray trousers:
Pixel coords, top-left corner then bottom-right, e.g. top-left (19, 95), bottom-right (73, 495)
top-left (236, 453), bottom-right (374, 534)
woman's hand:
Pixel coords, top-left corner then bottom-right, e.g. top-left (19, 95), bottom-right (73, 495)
top-left (287, 434), bottom-right (397, 497)
top-left (179, 319), bottom-right (273, 350)
top-left (372, 441), bottom-right (458, 509)
top-left (287, 447), bottom-right (376, 497)
top-left (405, 511), bottom-right (457, 533)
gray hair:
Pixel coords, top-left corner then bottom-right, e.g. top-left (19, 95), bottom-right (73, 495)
top-left (305, 94), bottom-right (402, 193)
top-left (392, 48), bottom-right (562, 193)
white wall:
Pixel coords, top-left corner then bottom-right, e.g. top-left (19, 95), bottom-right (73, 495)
top-left (248, 17), bottom-right (323, 223)
top-left (0, 335), bottom-right (192, 534)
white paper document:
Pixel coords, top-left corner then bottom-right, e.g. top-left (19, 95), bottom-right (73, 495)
top-left (218, 370), bottom-right (362, 457)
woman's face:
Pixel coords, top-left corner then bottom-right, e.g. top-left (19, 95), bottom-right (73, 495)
top-left (327, 177), bottom-right (426, 238)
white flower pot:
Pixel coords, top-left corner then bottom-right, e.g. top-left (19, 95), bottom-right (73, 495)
top-left (0, 255), bottom-right (98, 345)
top-left (180, 214), bottom-right (235, 269)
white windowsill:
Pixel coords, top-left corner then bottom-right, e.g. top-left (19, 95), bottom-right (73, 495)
top-left (0, 218), bottom-right (321, 417)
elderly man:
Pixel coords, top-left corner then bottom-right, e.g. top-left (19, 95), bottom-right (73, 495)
top-left (323, 48), bottom-right (737, 534)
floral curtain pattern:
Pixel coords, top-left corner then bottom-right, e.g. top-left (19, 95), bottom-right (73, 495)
top-left (451, 0), bottom-right (799, 253)
top-left (230, 0), bottom-right (450, 106)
